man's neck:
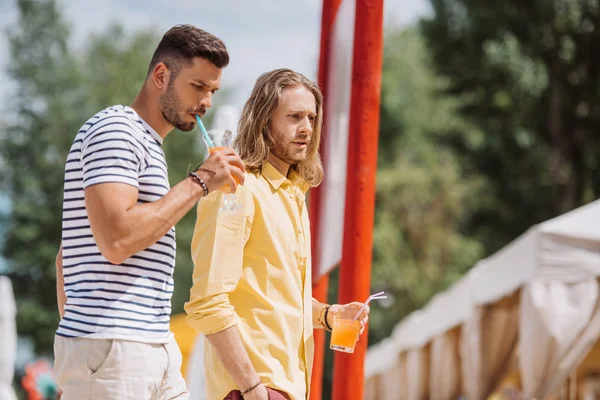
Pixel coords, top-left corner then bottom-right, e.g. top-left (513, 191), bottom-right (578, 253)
top-left (268, 154), bottom-right (290, 178)
top-left (130, 87), bottom-right (174, 139)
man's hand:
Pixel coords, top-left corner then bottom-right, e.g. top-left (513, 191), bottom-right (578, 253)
top-left (196, 148), bottom-right (246, 194)
top-left (243, 384), bottom-right (269, 400)
top-left (328, 302), bottom-right (370, 335)
top-left (205, 326), bottom-right (264, 399)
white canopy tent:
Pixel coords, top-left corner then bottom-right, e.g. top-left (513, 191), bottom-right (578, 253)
top-left (366, 199), bottom-right (600, 400)
top-left (0, 276), bottom-right (17, 400)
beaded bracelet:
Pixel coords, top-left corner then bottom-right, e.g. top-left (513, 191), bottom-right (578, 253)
top-left (188, 171), bottom-right (209, 197)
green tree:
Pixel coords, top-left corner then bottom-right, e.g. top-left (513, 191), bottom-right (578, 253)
top-left (421, 0), bottom-right (600, 253)
top-left (368, 27), bottom-right (485, 344)
top-left (1, 0), bottom-right (85, 354)
top-left (0, 0), bottom-right (208, 355)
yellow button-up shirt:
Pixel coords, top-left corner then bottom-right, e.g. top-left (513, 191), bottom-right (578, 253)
top-left (184, 163), bottom-right (314, 400)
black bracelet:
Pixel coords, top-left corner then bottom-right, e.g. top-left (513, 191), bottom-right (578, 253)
top-left (241, 381), bottom-right (262, 396)
top-left (323, 305), bottom-right (333, 331)
top-left (188, 171), bottom-right (209, 197)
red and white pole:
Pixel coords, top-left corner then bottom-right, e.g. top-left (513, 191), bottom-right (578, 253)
top-left (308, 1), bottom-right (342, 399)
top-left (331, 0), bottom-right (383, 399)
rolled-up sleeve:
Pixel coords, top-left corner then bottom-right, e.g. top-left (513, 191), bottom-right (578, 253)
top-left (184, 187), bottom-right (254, 335)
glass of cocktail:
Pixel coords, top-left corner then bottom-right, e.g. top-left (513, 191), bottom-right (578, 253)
top-left (329, 307), bottom-right (362, 353)
top-left (202, 128), bottom-right (241, 212)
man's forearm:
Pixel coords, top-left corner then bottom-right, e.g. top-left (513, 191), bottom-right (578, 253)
top-left (113, 178), bottom-right (202, 257)
top-left (206, 325), bottom-right (262, 391)
top-left (312, 299), bottom-right (329, 330)
top-left (89, 177), bottom-right (203, 263)
top-left (313, 299), bottom-right (343, 330)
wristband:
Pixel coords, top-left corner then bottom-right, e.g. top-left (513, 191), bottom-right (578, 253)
top-left (323, 305), bottom-right (333, 331)
top-left (241, 381), bottom-right (262, 396)
top-left (188, 171), bottom-right (209, 197)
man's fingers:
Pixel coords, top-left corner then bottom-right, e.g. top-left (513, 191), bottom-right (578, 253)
top-left (207, 149), bottom-right (245, 172)
top-left (228, 178), bottom-right (238, 193)
top-left (230, 166), bottom-right (246, 186)
top-left (224, 155), bottom-right (246, 172)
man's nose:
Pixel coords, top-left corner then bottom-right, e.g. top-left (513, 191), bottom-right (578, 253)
top-left (199, 91), bottom-right (213, 109)
top-left (300, 116), bottom-right (313, 134)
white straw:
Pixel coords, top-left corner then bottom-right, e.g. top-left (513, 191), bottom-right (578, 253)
top-left (353, 291), bottom-right (387, 320)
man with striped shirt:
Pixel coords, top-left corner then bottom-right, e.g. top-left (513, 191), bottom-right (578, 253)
top-left (53, 25), bottom-right (245, 400)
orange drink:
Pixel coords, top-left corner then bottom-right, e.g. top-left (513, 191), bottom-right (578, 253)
top-left (208, 146), bottom-right (227, 154)
top-left (330, 309), bottom-right (361, 353)
top-left (208, 146), bottom-right (241, 188)
top-left (201, 128), bottom-right (241, 211)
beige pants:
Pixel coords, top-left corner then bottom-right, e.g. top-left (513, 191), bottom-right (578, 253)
top-left (54, 335), bottom-right (189, 400)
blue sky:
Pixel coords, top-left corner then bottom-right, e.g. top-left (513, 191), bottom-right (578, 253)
top-left (0, 0), bottom-right (431, 108)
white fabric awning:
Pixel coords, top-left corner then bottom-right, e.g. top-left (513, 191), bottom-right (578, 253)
top-left (365, 336), bottom-right (400, 378)
top-left (472, 200), bottom-right (600, 306)
top-left (391, 275), bottom-right (473, 351)
top-left (366, 199), bottom-right (600, 381)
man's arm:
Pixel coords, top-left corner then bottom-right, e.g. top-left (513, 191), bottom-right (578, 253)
top-left (56, 244), bottom-right (66, 318)
top-left (185, 187), bottom-right (268, 398)
top-left (312, 299), bottom-right (329, 330)
top-left (206, 326), bottom-right (269, 400)
top-left (85, 149), bottom-right (245, 264)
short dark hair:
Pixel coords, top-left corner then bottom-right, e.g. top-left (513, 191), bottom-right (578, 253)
top-left (147, 24), bottom-right (229, 78)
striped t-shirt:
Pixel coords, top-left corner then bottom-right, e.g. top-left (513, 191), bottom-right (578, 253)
top-left (57, 105), bottom-right (176, 343)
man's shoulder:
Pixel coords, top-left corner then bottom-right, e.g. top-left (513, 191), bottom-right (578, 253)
top-left (78, 105), bottom-right (148, 146)
top-left (242, 171), bottom-right (270, 193)
top-left (80, 105), bottom-right (141, 135)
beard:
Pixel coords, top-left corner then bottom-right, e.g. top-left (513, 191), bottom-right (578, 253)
top-left (159, 84), bottom-right (202, 132)
top-left (270, 129), bottom-right (309, 166)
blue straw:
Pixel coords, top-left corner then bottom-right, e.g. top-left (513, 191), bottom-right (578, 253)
top-left (195, 114), bottom-right (215, 148)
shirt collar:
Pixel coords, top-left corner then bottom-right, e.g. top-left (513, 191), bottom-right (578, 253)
top-left (125, 106), bottom-right (163, 145)
top-left (262, 162), bottom-right (310, 194)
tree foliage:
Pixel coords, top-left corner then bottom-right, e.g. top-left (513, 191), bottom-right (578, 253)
top-left (0, 0), bottom-right (206, 354)
top-left (421, 0), bottom-right (600, 252)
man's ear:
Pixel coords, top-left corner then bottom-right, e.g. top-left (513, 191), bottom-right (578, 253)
top-left (151, 62), bottom-right (170, 90)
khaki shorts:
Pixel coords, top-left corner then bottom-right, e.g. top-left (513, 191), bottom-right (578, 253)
top-left (54, 335), bottom-right (189, 400)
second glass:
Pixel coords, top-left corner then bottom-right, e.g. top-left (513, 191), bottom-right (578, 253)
top-left (329, 307), bottom-right (361, 353)
top-left (202, 128), bottom-right (241, 212)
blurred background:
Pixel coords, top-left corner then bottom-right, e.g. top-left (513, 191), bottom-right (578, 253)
top-left (2, 0), bottom-right (600, 399)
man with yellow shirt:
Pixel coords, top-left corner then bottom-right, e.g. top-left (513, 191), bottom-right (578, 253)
top-left (184, 68), bottom-right (370, 400)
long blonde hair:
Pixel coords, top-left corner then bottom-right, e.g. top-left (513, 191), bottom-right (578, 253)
top-left (234, 68), bottom-right (324, 187)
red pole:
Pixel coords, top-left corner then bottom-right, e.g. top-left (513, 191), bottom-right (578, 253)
top-left (309, 1), bottom-right (342, 399)
top-left (331, 0), bottom-right (383, 399)
top-left (309, 275), bottom-right (329, 399)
